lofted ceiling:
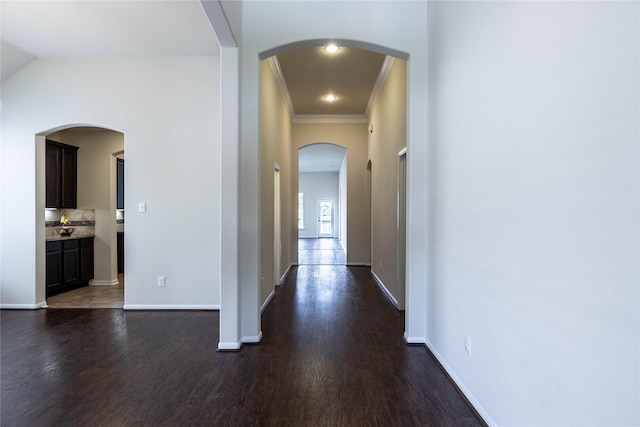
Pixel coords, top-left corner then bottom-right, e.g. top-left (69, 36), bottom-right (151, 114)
top-left (1, 1), bottom-right (392, 172)
top-left (0, 0), bottom-right (220, 81)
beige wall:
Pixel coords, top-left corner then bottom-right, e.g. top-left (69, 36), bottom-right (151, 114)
top-left (48, 127), bottom-right (124, 285)
top-left (260, 59), bottom-right (295, 308)
top-left (368, 59), bottom-right (407, 307)
top-left (292, 122), bottom-right (369, 265)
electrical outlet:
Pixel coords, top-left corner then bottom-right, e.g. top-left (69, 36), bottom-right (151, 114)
top-left (465, 335), bottom-right (471, 356)
top-left (158, 276), bottom-right (165, 287)
top-left (379, 259), bottom-right (382, 268)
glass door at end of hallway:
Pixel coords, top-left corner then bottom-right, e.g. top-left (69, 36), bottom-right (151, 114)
top-left (317, 198), bottom-right (334, 238)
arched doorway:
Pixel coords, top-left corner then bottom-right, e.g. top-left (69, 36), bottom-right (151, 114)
top-left (36, 125), bottom-right (125, 308)
top-left (255, 38), bottom-right (409, 330)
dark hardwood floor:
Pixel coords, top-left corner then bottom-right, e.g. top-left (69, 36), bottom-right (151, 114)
top-left (1, 266), bottom-right (484, 426)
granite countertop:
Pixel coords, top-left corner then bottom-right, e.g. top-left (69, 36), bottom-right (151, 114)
top-left (46, 233), bottom-right (95, 242)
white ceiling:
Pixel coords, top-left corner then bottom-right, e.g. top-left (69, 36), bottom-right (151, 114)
top-left (0, 0), bottom-right (219, 81)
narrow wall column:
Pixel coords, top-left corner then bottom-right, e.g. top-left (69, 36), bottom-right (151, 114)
top-left (218, 46), bottom-right (242, 350)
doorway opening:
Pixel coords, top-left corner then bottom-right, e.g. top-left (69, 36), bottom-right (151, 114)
top-left (298, 143), bottom-right (347, 265)
top-left (42, 126), bottom-right (125, 309)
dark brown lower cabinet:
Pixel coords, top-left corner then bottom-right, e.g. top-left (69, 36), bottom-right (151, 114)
top-left (79, 238), bottom-right (94, 282)
top-left (45, 242), bottom-right (64, 294)
top-left (117, 232), bottom-right (124, 274)
top-left (46, 237), bottom-right (94, 297)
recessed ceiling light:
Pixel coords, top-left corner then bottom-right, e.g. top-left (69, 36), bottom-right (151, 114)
top-left (323, 95), bottom-right (337, 102)
top-left (324, 44), bottom-right (340, 54)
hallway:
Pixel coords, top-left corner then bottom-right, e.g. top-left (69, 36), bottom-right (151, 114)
top-left (1, 265), bottom-right (483, 426)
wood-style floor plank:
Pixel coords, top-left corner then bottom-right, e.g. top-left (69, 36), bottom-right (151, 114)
top-left (1, 266), bottom-right (484, 426)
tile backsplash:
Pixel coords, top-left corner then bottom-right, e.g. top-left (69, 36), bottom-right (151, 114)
top-left (116, 209), bottom-right (124, 224)
top-left (45, 209), bottom-right (95, 239)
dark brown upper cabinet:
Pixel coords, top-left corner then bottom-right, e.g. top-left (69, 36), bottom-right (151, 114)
top-left (116, 158), bottom-right (124, 210)
top-left (46, 140), bottom-right (79, 209)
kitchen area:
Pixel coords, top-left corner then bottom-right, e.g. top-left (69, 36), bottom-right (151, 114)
top-left (44, 127), bottom-right (125, 308)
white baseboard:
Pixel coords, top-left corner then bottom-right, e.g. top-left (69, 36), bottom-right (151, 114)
top-left (217, 341), bottom-right (242, 351)
top-left (424, 339), bottom-right (495, 427)
top-left (403, 331), bottom-right (426, 344)
top-left (90, 279), bottom-right (119, 286)
top-left (242, 331), bottom-right (262, 344)
top-left (370, 270), bottom-right (398, 307)
top-left (0, 302), bottom-right (48, 309)
top-left (261, 290), bottom-right (275, 313)
top-left (219, 331), bottom-right (263, 350)
top-left (279, 263), bottom-right (294, 284)
top-left (123, 304), bottom-right (220, 310)
top-left (346, 262), bottom-right (371, 267)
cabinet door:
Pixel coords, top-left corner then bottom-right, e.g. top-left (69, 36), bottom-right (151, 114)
top-left (61, 147), bottom-right (78, 208)
top-left (45, 144), bottom-right (61, 208)
top-left (62, 240), bottom-right (80, 286)
top-left (45, 141), bottom-right (78, 209)
top-left (116, 158), bottom-right (125, 210)
top-left (46, 248), bottom-right (63, 296)
top-left (117, 232), bottom-right (124, 274)
top-left (79, 238), bottom-right (94, 282)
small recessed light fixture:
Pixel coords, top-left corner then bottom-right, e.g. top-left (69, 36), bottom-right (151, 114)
top-left (324, 44), bottom-right (340, 54)
top-left (323, 94), bottom-right (337, 102)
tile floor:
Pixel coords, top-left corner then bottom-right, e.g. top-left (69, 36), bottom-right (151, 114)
top-left (298, 238), bottom-right (346, 265)
top-left (46, 274), bottom-right (124, 308)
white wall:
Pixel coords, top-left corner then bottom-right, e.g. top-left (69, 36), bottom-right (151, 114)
top-left (426, 2), bottom-right (639, 425)
top-left (1, 57), bottom-right (221, 309)
top-left (298, 172), bottom-right (339, 239)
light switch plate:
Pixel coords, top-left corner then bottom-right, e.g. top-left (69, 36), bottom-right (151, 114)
top-left (138, 202), bottom-right (146, 213)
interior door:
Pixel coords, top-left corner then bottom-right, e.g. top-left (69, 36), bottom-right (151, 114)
top-left (317, 198), bottom-right (334, 238)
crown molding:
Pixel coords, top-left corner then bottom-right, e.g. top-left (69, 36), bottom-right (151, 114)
top-left (365, 56), bottom-right (396, 119)
top-left (292, 114), bottom-right (368, 124)
top-left (267, 56), bottom-right (295, 118)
